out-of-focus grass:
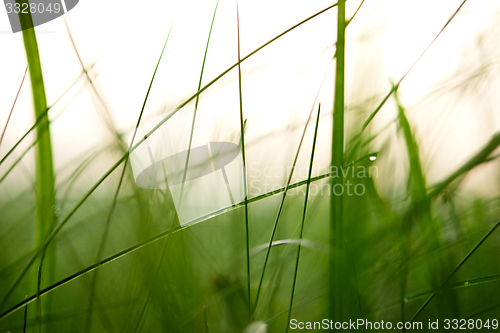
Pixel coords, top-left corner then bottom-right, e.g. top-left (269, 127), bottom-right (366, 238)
top-left (1, 0), bottom-right (500, 332)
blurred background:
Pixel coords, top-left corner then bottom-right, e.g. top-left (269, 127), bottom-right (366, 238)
top-left (1, 0), bottom-right (500, 331)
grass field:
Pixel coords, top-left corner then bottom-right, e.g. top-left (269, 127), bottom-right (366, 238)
top-left (1, 0), bottom-right (500, 332)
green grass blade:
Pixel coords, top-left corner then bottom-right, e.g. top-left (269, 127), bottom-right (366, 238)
top-left (236, 1), bottom-right (251, 318)
top-left (83, 25), bottom-right (174, 332)
top-left (16, 3), bottom-right (57, 329)
top-left (252, 61), bottom-right (333, 315)
top-left (330, 0), bottom-right (346, 322)
top-left (285, 104), bottom-right (321, 333)
top-left (181, 0), bottom-right (219, 186)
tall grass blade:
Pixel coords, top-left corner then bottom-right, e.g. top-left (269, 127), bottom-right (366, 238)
top-left (285, 104), bottom-right (321, 332)
top-left (181, 0), bottom-right (219, 186)
top-left (83, 25), bottom-right (174, 332)
top-left (330, 0), bottom-right (346, 322)
top-left (236, 1), bottom-right (251, 317)
top-left (253, 61), bottom-right (333, 315)
top-left (16, 3), bottom-right (57, 330)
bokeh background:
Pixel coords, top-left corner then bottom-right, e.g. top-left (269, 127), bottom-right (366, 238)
top-left (1, 0), bottom-right (500, 332)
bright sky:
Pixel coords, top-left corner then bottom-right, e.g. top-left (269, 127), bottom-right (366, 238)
top-left (1, 0), bottom-right (499, 196)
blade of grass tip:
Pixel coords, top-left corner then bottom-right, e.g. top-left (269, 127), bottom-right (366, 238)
top-left (181, 0), bottom-right (219, 192)
top-left (330, 0), bottom-right (346, 322)
top-left (253, 59), bottom-right (333, 316)
top-left (346, 0), bottom-right (470, 162)
top-left (236, 1), bottom-right (251, 318)
top-left (285, 104), bottom-right (321, 333)
top-left (409, 219), bottom-right (500, 323)
top-left (0, 4), bottom-right (342, 309)
top-left (0, 66), bottom-right (28, 148)
top-left (84, 24), bottom-right (173, 333)
top-left (16, 1), bottom-right (57, 327)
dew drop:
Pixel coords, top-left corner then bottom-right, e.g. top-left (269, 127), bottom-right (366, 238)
top-left (369, 156), bottom-right (377, 161)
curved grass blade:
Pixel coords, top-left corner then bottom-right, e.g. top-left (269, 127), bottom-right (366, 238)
top-left (17, 4), bottom-right (57, 328)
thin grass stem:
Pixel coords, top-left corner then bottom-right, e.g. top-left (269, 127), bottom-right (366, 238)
top-left (285, 104), bottom-right (321, 333)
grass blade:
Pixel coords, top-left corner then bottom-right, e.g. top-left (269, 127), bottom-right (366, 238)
top-left (253, 60), bottom-right (333, 315)
top-left (83, 24), bottom-right (174, 332)
top-left (285, 104), bottom-right (321, 332)
top-left (0, 66), bottom-right (28, 149)
top-left (236, 1), bottom-right (251, 318)
top-left (330, 0), bottom-right (346, 322)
